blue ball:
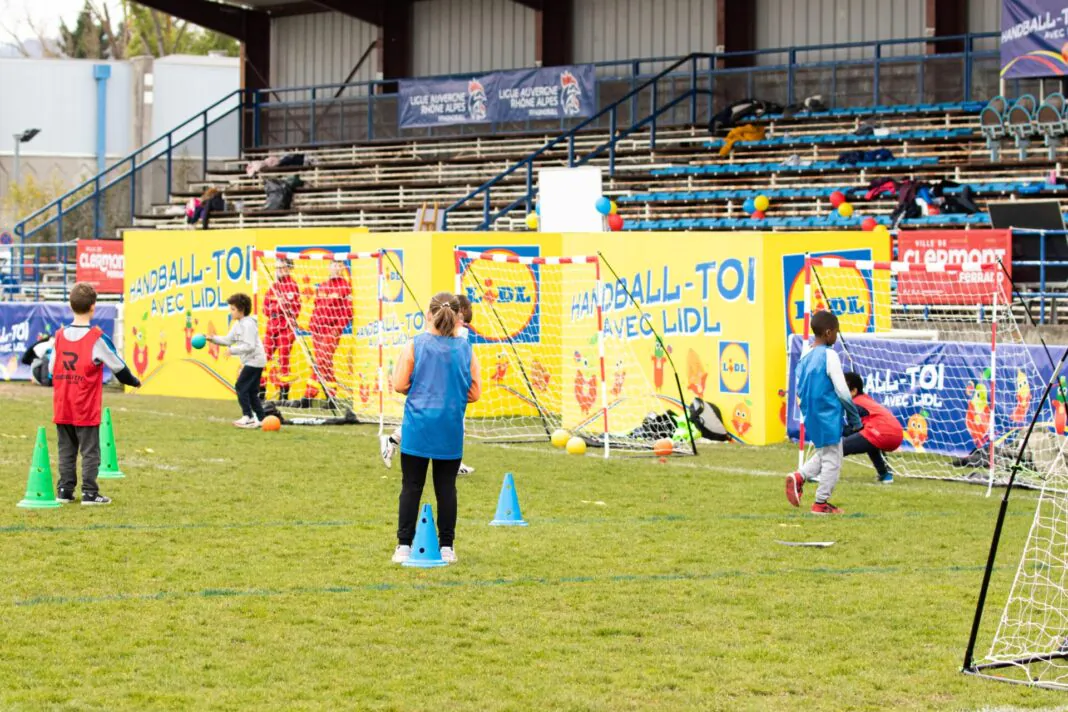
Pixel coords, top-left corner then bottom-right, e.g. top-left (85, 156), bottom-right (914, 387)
top-left (191, 334), bottom-right (207, 350)
top-left (595, 196), bottom-right (612, 215)
top-left (743, 198), bottom-right (756, 215)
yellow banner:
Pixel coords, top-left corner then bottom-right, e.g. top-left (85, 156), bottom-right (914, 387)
top-left (124, 228), bottom-right (890, 446)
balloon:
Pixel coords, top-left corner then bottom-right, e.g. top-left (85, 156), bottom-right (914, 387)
top-left (525, 212), bottom-right (539, 230)
top-left (607, 213), bottom-right (624, 231)
top-left (752, 210), bottom-right (765, 220)
top-left (829, 191), bottom-right (846, 208)
top-left (861, 217), bottom-right (877, 231)
top-left (595, 196), bottom-right (612, 215)
top-left (742, 198), bottom-right (756, 215)
top-left (873, 224), bottom-right (890, 238)
top-left (754, 195), bottom-right (770, 212)
top-left (609, 200), bottom-right (618, 215)
top-left (838, 202), bottom-right (854, 218)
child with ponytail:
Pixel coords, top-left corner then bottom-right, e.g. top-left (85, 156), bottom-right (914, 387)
top-left (391, 292), bottom-right (482, 564)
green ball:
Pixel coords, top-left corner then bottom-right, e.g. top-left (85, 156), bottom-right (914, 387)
top-left (191, 334), bottom-right (207, 350)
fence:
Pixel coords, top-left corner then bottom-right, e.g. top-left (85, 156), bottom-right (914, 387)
top-left (9, 30), bottom-right (1024, 298)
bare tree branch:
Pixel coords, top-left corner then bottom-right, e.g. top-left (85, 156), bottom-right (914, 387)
top-left (149, 10), bottom-right (166, 57)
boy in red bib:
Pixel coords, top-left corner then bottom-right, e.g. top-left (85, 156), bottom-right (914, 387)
top-left (843, 372), bottom-right (903, 484)
top-left (50, 283), bottom-right (141, 505)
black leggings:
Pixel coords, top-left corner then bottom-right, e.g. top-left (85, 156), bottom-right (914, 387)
top-left (235, 366), bottom-right (266, 420)
top-left (842, 432), bottom-right (890, 475)
top-left (397, 453), bottom-right (460, 547)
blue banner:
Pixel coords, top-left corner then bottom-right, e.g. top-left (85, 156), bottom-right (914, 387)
top-left (786, 335), bottom-right (1068, 458)
top-left (0, 303), bottom-right (119, 382)
top-left (1001, 1), bottom-right (1068, 79)
top-left (398, 65), bottom-right (595, 129)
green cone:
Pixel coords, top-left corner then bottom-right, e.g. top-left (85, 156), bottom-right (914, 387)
top-left (17, 427), bottom-right (61, 509)
top-left (98, 407), bottom-right (125, 479)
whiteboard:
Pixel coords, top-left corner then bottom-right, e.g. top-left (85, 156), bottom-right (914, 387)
top-left (537, 166), bottom-right (604, 232)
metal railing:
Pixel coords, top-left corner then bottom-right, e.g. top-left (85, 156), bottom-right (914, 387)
top-left (10, 31), bottom-right (1011, 294)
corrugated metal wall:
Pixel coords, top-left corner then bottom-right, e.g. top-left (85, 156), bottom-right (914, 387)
top-left (969, 0), bottom-right (1000, 32)
top-left (572, 0), bottom-right (717, 67)
top-left (411, 0), bottom-right (536, 77)
top-left (270, 12), bottom-right (380, 92)
top-left (755, 0), bottom-right (927, 63)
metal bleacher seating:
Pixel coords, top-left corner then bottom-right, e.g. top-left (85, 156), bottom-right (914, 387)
top-left (129, 97), bottom-right (1068, 235)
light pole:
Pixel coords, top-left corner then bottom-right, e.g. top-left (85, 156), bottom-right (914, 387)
top-left (12, 128), bottom-right (40, 187)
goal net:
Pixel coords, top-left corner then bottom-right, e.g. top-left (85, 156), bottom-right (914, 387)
top-left (253, 249), bottom-right (417, 427)
top-left (455, 249), bottom-right (695, 455)
top-left (796, 256), bottom-right (1063, 490)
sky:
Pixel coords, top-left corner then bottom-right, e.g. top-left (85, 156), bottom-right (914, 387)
top-left (1, 0), bottom-right (124, 40)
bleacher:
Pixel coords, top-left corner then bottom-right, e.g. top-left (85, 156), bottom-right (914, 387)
top-left (130, 97), bottom-right (1067, 234)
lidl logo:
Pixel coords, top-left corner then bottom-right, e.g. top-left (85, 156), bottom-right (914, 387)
top-left (719, 341), bottom-right (750, 394)
top-left (458, 245), bottom-right (540, 345)
top-left (381, 249), bottom-right (404, 303)
top-left (782, 250), bottom-right (875, 337)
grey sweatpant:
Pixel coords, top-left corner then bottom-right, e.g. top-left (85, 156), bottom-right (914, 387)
top-left (56, 424), bottom-right (101, 496)
top-left (800, 442), bottom-right (843, 504)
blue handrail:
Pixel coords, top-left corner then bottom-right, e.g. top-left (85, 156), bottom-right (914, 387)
top-left (11, 30), bottom-right (1007, 290)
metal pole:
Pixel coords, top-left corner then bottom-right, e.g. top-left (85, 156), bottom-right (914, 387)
top-left (12, 135), bottom-right (20, 187)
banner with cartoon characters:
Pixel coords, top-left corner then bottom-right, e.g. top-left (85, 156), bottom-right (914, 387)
top-left (397, 65), bottom-right (595, 129)
top-left (0, 302), bottom-right (118, 381)
top-left (786, 335), bottom-right (1068, 457)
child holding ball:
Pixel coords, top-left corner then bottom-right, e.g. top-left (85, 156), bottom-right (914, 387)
top-left (391, 292), bottom-right (482, 564)
top-left (208, 293), bottom-right (268, 428)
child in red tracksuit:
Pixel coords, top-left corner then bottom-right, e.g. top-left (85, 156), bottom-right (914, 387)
top-left (262, 255), bottom-right (301, 398)
top-left (843, 371), bottom-right (904, 484)
top-left (307, 259), bottom-right (352, 391)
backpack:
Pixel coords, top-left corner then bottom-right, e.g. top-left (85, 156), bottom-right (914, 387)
top-left (688, 398), bottom-right (729, 442)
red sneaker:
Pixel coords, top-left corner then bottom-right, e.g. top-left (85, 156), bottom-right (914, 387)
top-left (785, 472), bottom-right (804, 507)
top-left (810, 501), bottom-right (843, 515)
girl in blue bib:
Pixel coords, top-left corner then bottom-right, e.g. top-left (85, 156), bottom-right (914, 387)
top-left (391, 292), bottom-right (482, 564)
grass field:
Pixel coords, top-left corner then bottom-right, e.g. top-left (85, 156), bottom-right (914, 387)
top-left (0, 382), bottom-right (1065, 711)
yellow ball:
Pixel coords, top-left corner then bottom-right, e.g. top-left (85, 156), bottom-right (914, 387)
top-left (566, 436), bottom-right (587, 455)
top-left (754, 195), bottom-right (769, 212)
top-left (838, 202), bottom-right (854, 218)
top-left (873, 224), bottom-right (890, 238)
top-left (609, 200), bottom-right (618, 215)
top-left (551, 429), bottom-right (570, 448)
top-left (525, 212), bottom-right (539, 230)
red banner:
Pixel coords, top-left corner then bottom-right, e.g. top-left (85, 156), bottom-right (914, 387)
top-left (896, 230), bottom-right (1012, 305)
top-left (76, 240), bottom-right (124, 294)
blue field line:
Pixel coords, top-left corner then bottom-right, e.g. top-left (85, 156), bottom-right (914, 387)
top-left (10, 563), bottom-right (995, 608)
top-left (0, 507), bottom-right (1028, 537)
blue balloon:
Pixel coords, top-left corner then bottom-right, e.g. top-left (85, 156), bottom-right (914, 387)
top-left (595, 196), bottom-right (612, 215)
top-left (742, 198), bottom-right (756, 215)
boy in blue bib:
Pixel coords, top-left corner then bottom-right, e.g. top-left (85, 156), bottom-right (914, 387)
top-left (786, 310), bottom-right (862, 515)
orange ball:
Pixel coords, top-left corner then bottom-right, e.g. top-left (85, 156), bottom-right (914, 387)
top-left (262, 415), bottom-right (282, 432)
top-left (653, 438), bottom-right (673, 457)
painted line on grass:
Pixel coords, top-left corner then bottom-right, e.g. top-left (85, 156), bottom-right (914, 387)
top-left (10, 562), bottom-right (995, 608)
top-left (0, 506), bottom-right (1033, 537)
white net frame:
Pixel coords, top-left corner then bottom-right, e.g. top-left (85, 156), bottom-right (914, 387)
top-left (253, 249), bottom-right (412, 429)
top-left (800, 255), bottom-right (1063, 492)
top-left (455, 249), bottom-right (696, 455)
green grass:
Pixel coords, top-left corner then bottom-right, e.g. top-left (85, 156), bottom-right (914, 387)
top-left (0, 382), bottom-right (1063, 711)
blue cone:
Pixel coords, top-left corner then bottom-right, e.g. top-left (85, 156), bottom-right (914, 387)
top-left (403, 503), bottom-right (447, 568)
top-left (490, 472), bottom-right (528, 526)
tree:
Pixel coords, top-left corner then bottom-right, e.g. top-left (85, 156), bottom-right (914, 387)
top-left (3, 1), bottom-right (239, 60)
